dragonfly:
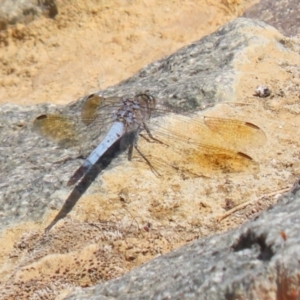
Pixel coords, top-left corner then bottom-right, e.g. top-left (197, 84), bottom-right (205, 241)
top-left (33, 93), bottom-right (267, 185)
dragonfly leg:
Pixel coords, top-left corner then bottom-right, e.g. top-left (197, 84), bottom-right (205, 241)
top-left (131, 127), bottom-right (160, 175)
top-left (134, 144), bottom-right (161, 177)
top-left (142, 122), bottom-right (164, 145)
top-left (128, 142), bottom-right (134, 161)
top-left (128, 126), bottom-right (161, 176)
top-left (127, 130), bottom-right (139, 161)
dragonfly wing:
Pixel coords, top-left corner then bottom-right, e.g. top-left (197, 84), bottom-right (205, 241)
top-left (33, 114), bottom-right (80, 148)
top-left (185, 142), bottom-right (257, 173)
top-left (81, 94), bottom-right (122, 125)
top-left (149, 114), bottom-right (213, 147)
top-left (203, 116), bottom-right (267, 150)
top-left (32, 94), bottom-right (122, 150)
top-left (135, 133), bottom-right (257, 178)
top-left (134, 113), bottom-right (261, 177)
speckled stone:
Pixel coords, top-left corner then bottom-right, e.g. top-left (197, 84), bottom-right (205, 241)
top-left (65, 180), bottom-right (300, 299)
top-left (1, 16), bottom-right (295, 233)
top-left (2, 18), bottom-right (285, 234)
top-left (1, 15), bottom-right (300, 299)
top-left (0, 0), bottom-right (57, 29)
top-left (243, 0), bottom-right (300, 37)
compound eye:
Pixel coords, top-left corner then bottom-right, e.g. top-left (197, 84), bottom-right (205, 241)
top-left (148, 95), bottom-right (156, 108)
top-left (135, 93), bottom-right (156, 111)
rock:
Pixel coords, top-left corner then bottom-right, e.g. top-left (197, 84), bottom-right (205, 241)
top-left (0, 0), bottom-right (57, 29)
top-left (0, 17), bottom-right (282, 234)
top-left (1, 17), bottom-right (300, 299)
top-left (65, 180), bottom-right (300, 299)
top-left (243, 0), bottom-right (300, 37)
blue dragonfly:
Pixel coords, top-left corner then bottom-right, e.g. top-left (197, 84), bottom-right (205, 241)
top-left (33, 93), bottom-right (267, 186)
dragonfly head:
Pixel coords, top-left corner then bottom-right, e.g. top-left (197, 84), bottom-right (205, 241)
top-left (135, 93), bottom-right (157, 117)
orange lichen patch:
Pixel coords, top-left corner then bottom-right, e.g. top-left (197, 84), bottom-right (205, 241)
top-left (276, 266), bottom-right (300, 300)
top-left (13, 243), bottom-right (120, 285)
top-left (0, 222), bottom-right (41, 278)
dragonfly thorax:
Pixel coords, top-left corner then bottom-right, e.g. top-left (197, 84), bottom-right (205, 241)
top-left (113, 94), bottom-right (156, 129)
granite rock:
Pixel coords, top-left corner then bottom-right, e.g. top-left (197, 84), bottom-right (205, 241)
top-left (0, 0), bottom-right (57, 29)
top-left (65, 180), bottom-right (300, 300)
top-left (0, 17), bottom-right (281, 234)
top-left (1, 17), bottom-right (300, 299)
top-left (243, 0), bottom-right (300, 37)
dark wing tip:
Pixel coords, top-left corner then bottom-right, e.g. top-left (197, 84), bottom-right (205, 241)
top-left (245, 122), bottom-right (260, 130)
top-left (237, 152), bottom-right (253, 160)
top-left (35, 114), bottom-right (48, 120)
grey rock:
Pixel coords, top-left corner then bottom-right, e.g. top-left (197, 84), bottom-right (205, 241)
top-left (0, 0), bottom-right (57, 29)
top-left (0, 18), bottom-right (285, 234)
top-left (65, 180), bottom-right (300, 299)
top-left (0, 17), bottom-right (290, 233)
top-left (0, 16), bottom-right (299, 299)
top-left (243, 0), bottom-right (300, 37)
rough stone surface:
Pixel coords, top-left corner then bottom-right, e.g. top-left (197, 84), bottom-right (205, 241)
top-left (66, 180), bottom-right (300, 300)
top-left (0, 0), bottom-right (57, 29)
top-left (1, 16), bottom-right (300, 299)
top-left (0, 17), bottom-right (278, 233)
top-left (243, 0), bottom-right (300, 37)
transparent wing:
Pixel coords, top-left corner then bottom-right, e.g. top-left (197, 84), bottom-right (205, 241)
top-left (32, 93), bottom-right (267, 179)
top-left (134, 113), bottom-right (266, 176)
top-left (80, 94), bottom-right (122, 125)
top-left (154, 114), bottom-right (266, 150)
top-left (203, 116), bottom-right (267, 150)
top-left (32, 94), bottom-right (123, 149)
top-left (33, 114), bottom-right (80, 148)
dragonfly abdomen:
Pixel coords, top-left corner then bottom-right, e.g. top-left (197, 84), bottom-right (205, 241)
top-left (68, 121), bottom-right (125, 185)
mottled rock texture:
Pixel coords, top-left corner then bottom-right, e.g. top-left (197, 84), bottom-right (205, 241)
top-left (243, 0), bottom-right (300, 37)
top-left (0, 0), bottom-right (57, 29)
top-left (1, 16), bottom-right (300, 299)
top-left (1, 17), bottom-right (280, 233)
top-left (66, 181), bottom-right (300, 300)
